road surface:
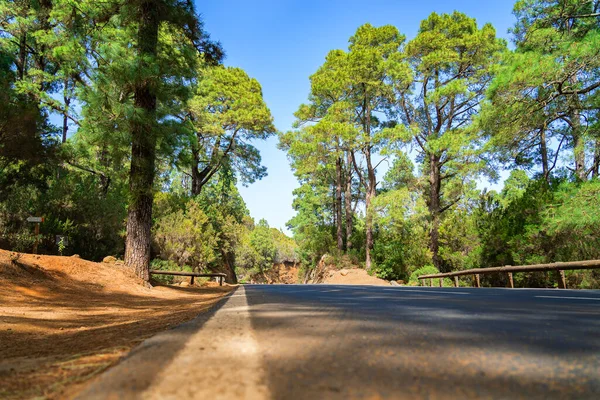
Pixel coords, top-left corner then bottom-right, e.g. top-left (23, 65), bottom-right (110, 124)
top-left (78, 285), bottom-right (600, 399)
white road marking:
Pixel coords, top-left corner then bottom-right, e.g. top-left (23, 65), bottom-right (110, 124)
top-left (535, 295), bottom-right (600, 301)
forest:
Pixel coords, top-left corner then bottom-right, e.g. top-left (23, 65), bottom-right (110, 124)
top-left (1, 0), bottom-right (599, 288)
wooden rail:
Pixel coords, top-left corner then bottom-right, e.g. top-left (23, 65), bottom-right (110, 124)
top-left (417, 260), bottom-right (600, 289)
top-left (150, 270), bottom-right (227, 286)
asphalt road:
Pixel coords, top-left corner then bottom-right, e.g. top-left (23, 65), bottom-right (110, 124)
top-left (79, 285), bottom-right (600, 399)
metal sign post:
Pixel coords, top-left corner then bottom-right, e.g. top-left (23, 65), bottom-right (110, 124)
top-left (27, 217), bottom-right (44, 254)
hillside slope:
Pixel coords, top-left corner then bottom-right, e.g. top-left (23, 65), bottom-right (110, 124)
top-left (0, 250), bottom-right (231, 400)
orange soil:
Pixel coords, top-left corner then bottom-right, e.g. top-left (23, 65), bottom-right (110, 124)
top-left (322, 268), bottom-right (390, 286)
top-left (260, 262), bottom-right (300, 284)
top-left (0, 250), bottom-right (232, 400)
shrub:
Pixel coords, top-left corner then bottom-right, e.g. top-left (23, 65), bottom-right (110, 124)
top-left (153, 200), bottom-right (218, 271)
top-left (408, 265), bottom-right (453, 287)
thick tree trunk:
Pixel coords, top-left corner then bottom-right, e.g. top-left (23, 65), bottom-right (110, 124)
top-left (344, 151), bottom-right (353, 251)
top-left (428, 153), bottom-right (443, 272)
top-left (364, 146), bottom-right (376, 271)
top-left (125, 0), bottom-right (160, 283)
top-left (335, 156), bottom-right (344, 251)
top-left (221, 250), bottom-right (238, 284)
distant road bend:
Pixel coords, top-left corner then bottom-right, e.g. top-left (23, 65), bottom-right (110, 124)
top-left (79, 285), bottom-right (600, 399)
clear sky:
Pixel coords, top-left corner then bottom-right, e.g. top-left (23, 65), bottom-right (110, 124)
top-left (198, 0), bottom-right (517, 233)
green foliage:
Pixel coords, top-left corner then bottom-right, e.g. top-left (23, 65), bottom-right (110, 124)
top-left (2, 0), bottom-right (600, 291)
top-left (57, 237), bottom-right (66, 256)
top-left (475, 176), bottom-right (600, 288)
top-left (152, 181), bottom-right (298, 282)
top-left (185, 66), bottom-right (276, 193)
top-left (372, 188), bottom-right (431, 280)
top-left (0, 164), bottom-right (128, 259)
top-left (408, 265), bottom-right (453, 287)
top-left (282, 8), bottom-right (600, 288)
top-left (0, 0), bottom-right (278, 279)
top-left (409, 265), bottom-right (434, 284)
top-left (286, 182), bottom-right (336, 266)
top-left (438, 206), bottom-right (481, 272)
top-left (542, 180), bottom-right (600, 261)
top-left (153, 199), bottom-right (218, 271)
top-left (481, 0), bottom-right (600, 181)
top-left (249, 219), bottom-right (277, 272)
top-left (149, 259), bottom-right (193, 284)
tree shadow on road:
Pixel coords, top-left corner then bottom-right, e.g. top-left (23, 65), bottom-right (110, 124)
top-left (245, 285), bottom-right (600, 399)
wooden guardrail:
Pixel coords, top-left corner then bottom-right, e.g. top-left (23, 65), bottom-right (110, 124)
top-left (150, 270), bottom-right (227, 286)
top-left (417, 260), bottom-right (600, 289)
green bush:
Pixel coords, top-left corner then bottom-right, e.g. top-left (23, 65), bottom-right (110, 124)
top-left (408, 265), bottom-right (453, 287)
top-left (153, 199), bottom-right (218, 271)
top-left (150, 259), bottom-right (193, 284)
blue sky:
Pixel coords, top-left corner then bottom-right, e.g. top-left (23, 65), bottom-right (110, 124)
top-left (198, 0), bottom-right (517, 233)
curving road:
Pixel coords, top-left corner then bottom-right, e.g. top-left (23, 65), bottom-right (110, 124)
top-left (78, 285), bottom-right (600, 399)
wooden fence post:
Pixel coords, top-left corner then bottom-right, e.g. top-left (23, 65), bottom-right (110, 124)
top-left (475, 274), bottom-right (480, 288)
top-left (190, 275), bottom-right (194, 285)
top-left (508, 272), bottom-right (514, 288)
top-left (439, 278), bottom-right (443, 287)
top-left (454, 276), bottom-right (459, 287)
top-left (558, 270), bottom-right (567, 289)
top-left (430, 278), bottom-right (433, 287)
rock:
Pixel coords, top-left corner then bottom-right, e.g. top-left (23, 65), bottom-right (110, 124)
top-left (396, 280), bottom-right (405, 285)
top-left (340, 269), bottom-right (349, 277)
top-left (71, 254), bottom-right (80, 258)
top-left (115, 260), bottom-right (124, 266)
top-left (179, 282), bottom-right (189, 287)
top-left (390, 281), bottom-right (400, 286)
top-left (103, 256), bottom-right (117, 263)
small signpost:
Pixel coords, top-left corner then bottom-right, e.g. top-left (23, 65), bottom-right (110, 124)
top-left (27, 217), bottom-right (44, 254)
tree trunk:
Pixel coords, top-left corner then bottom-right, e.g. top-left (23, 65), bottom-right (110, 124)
top-left (428, 153), bottom-right (443, 272)
top-left (221, 250), bottom-right (238, 284)
top-left (572, 114), bottom-right (587, 181)
top-left (335, 156), bottom-right (344, 251)
top-left (344, 151), bottom-right (353, 251)
top-left (361, 96), bottom-right (377, 271)
top-left (17, 32), bottom-right (27, 81)
top-left (593, 137), bottom-right (600, 179)
top-left (540, 128), bottom-right (549, 182)
top-left (568, 67), bottom-right (586, 181)
top-left (62, 79), bottom-right (71, 144)
top-left (364, 146), bottom-right (376, 271)
top-left (191, 146), bottom-right (201, 196)
top-left (124, 0), bottom-right (160, 283)
top-left (98, 146), bottom-right (111, 196)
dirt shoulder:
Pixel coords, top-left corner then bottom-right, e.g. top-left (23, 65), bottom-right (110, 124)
top-left (0, 250), bottom-right (233, 400)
